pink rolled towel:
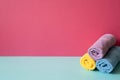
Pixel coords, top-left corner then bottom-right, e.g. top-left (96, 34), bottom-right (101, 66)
top-left (88, 34), bottom-right (116, 61)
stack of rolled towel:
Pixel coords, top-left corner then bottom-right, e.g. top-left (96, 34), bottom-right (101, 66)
top-left (80, 34), bottom-right (120, 73)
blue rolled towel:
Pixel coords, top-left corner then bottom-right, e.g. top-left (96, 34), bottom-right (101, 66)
top-left (96, 46), bottom-right (120, 73)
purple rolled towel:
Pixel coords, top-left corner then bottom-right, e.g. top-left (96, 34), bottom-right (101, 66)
top-left (88, 34), bottom-right (116, 61)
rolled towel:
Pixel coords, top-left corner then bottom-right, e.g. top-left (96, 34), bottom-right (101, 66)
top-left (80, 53), bottom-right (96, 70)
top-left (96, 46), bottom-right (120, 73)
top-left (88, 34), bottom-right (116, 60)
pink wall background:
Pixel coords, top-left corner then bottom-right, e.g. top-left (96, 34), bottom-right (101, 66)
top-left (0, 0), bottom-right (120, 56)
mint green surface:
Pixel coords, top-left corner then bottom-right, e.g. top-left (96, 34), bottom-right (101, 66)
top-left (0, 57), bottom-right (120, 80)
